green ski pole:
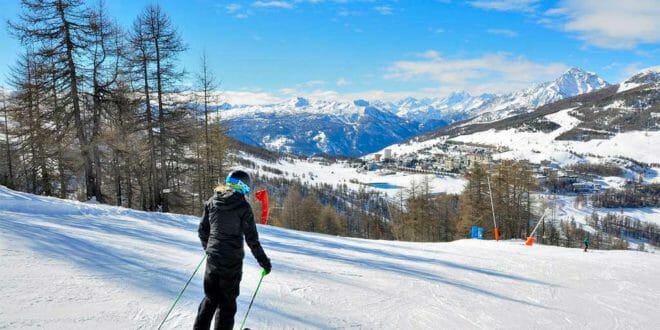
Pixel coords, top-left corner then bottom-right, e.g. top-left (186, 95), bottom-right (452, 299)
top-left (157, 255), bottom-right (206, 330)
top-left (240, 269), bottom-right (268, 330)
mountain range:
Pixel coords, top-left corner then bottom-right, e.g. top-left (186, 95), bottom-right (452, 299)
top-left (381, 66), bottom-right (659, 166)
top-left (218, 67), bottom-right (611, 157)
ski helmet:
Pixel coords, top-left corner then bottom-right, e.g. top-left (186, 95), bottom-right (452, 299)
top-left (225, 170), bottom-right (252, 194)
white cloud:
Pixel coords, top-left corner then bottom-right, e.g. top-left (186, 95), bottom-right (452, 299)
top-left (216, 51), bottom-right (571, 104)
top-left (468, 0), bottom-right (538, 12)
top-left (279, 88), bottom-right (431, 103)
top-left (374, 5), bottom-right (393, 15)
top-left (219, 91), bottom-right (285, 105)
top-left (546, 0), bottom-right (660, 49)
top-left (337, 9), bottom-right (360, 17)
top-left (486, 28), bottom-right (518, 37)
top-left (303, 80), bottom-right (326, 87)
top-left (385, 51), bottom-right (569, 95)
top-left (216, 85), bottom-right (446, 105)
top-left (618, 62), bottom-right (644, 82)
top-left (430, 27), bottom-right (445, 34)
top-left (420, 50), bottom-right (442, 60)
top-left (336, 78), bottom-right (351, 86)
top-left (253, 1), bottom-right (294, 9)
top-left (226, 3), bottom-right (241, 13)
top-left (219, 3), bottom-right (252, 18)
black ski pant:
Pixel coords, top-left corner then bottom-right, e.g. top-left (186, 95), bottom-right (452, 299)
top-left (193, 265), bottom-right (242, 330)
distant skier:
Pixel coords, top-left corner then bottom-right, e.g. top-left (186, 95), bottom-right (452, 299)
top-left (194, 170), bottom-right (272, 330)
top-left (583, 236), bottom-right (590, 252)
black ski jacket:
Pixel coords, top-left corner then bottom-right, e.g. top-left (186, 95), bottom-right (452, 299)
top-left (198, 186), bottom-right (269, 276)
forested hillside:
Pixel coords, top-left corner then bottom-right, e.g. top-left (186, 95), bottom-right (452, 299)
top-left (1, 1), bottom-right (227, 214)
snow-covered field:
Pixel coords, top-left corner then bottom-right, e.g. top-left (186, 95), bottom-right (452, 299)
top-left (382, 106), bottom-right (659, 172)
top-left (452, 108), bottom-right (660, 165)
top-left (542, 194), bottom-right (660, 226)
top-left (1, 186), bottom-right (659, 329)
top-left (244, 152), bottom-right (467, 196)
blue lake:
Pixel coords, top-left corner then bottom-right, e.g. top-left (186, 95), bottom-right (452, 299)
top-left (368, 182), bottom-right (402, 189)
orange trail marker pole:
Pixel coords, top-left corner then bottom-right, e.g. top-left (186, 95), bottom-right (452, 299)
top-left (525, 210), bottom-right (548, 246)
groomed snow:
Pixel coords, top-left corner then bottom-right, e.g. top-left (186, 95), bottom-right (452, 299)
top-left (1, 186), bottom-right (659, 329)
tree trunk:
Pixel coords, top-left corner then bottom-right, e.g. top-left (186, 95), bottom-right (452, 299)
top-left (57, 2), bottom-right (96, 201)
top-left (141, 53), bottom-right (158, 210)
top-left (2, 95), bottom-right (12, 189)
top-left (92, 89), bottom-right (103, 202)
top-left (154, 38), bottom-right (169, 212)
top-left (112, 152), bottom-right (122, 206)
top-left (126, 156), bottom-right (133, 209)
top-left (51, 67), bottom-right (67, 199)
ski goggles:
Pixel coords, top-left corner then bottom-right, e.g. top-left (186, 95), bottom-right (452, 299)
top-left (226, 177), bottom-right (251, 194)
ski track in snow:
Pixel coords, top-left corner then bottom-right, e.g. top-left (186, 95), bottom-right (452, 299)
top-left (1, 185), bottom-right (659, 329)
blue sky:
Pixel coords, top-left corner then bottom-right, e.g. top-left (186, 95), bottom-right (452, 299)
top-left (1, 0), bottom-right (659, 102)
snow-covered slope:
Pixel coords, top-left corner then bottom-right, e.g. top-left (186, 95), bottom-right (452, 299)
top-left (237, 151), bottom-right (467, 197)
top-left (453, 108), bottom-right (660, 165)
top-left (1, 186), bottom-right (659, 329)
top-left (548, 194), bottom-right (660, 227)
top-left (382, 67), bottom-right (657, 167)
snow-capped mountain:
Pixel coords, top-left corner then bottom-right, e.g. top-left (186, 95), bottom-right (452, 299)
top-left (465, 67), bottom-right (610, 123)
top-left (618, 66), bottom-right (660, 93)
top-left (373, 68), bottom-right (608, 125)
top-left (215, 68), bottom-right (609, 157)
top-left (379, 67), bottom-right (659, 166)
top-left (0, 88), bottom-right (9, 100)
top-left (372, 92), bottom-right (495, 124)
top-left (221, 98), bottom-right (425, 157)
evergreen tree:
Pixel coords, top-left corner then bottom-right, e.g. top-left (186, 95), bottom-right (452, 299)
top-left (281, 187), bottom-right (303, 230)
top-left (9, 0), bottom-right (98, 200)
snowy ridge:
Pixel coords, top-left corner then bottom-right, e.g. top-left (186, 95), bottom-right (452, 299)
top-left (466, 68), bottom-right (610, 123)
top-left (618, 66), bottom-right (660, 93)
top-left (1, 185), bottom-right (659, 329)
top-left (219, 97), bottom-right (367, 121)
top-left (371, 92), bottom-right (494, 123)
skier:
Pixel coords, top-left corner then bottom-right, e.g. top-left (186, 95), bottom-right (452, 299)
top-left (583, 236), bottom-right (590, 252)
top-left (194, 170), bottom-right (272, 330)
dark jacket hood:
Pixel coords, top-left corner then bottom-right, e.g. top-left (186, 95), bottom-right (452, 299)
top-left (211, 185), bottom-right (246, 211)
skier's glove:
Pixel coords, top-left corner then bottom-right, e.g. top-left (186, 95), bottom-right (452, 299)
top-left (259, 258), bottom-right (272, 274)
